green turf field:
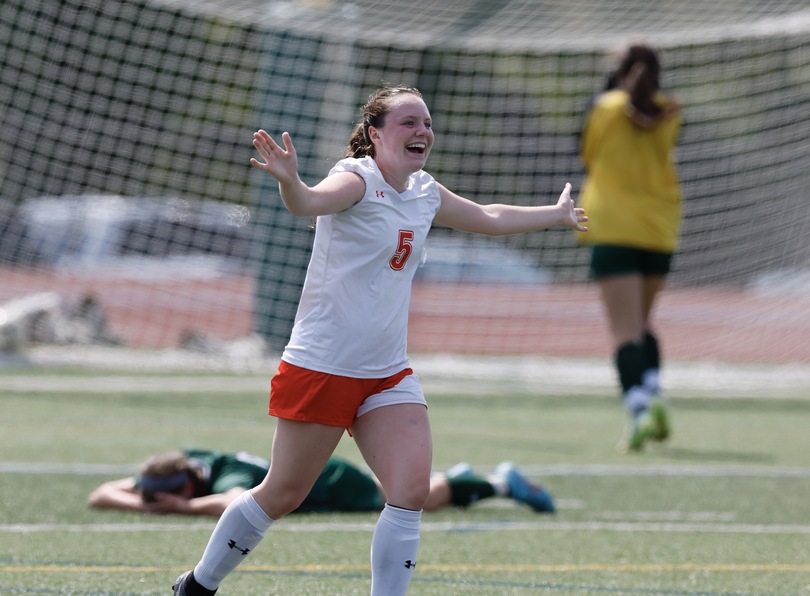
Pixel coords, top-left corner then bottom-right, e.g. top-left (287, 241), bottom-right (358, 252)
top-left (2, 368), bottom-right (809, 595)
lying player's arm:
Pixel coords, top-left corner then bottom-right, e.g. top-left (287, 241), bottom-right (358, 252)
top-left (143, 487), bottom-right (247, 518)
top-left (87, 478), bottom-right (144, 511)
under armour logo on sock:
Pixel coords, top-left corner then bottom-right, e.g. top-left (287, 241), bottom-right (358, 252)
top-left (227, 539), bottom-right (250, 556)
top-left (404, 560), bottom-right (416, 569)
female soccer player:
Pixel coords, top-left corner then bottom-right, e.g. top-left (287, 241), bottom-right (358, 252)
top-left (173, 84), bottom-right (586, 596)
top-left (577, 41), bottom-right (682, 452)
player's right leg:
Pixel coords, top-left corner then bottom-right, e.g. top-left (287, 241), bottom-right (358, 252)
top-left (352, 401), bottom-right (432, 596)
top-left (174, 420), bottom-right (344, 595)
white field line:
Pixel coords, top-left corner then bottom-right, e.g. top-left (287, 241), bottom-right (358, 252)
top-left (4, 462), bottom-right (807, 536)
top-left (4, 347), bottom-right (809, 399)
top-left (0, 375), bottom-right (269, 394)
top-left (4, 519), bottom-right (810, 535)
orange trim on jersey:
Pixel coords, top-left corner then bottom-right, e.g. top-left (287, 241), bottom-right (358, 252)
top-left (269, 361), bottom-right (414, 427)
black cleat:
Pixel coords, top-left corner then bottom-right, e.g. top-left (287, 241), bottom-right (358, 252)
top-left (172, 570), bottom-right (217, 596)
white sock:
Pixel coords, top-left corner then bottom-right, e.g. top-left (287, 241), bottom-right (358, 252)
top-left (624, 385), bottom-right (651, 415)
top-left (193, 491), bottom-right (274, 590)
top-left (643, 368), bottom-right (661, 396)
top-left (485, 475), bottom-right (508, 497)
top-left (370, 504), bottom-right (422, 596)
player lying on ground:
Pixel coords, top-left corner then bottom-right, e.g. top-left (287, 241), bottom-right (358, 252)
top-left (88, 449), bottom-right (555, 517)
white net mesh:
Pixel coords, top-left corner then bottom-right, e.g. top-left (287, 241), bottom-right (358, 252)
top-left (1, 0), bottom-right (809, 383)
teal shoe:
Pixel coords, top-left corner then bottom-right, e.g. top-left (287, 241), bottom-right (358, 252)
top-left (494, 461), bottom-right (555, 513)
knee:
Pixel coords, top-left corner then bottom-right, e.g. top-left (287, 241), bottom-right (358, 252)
top-left (251, 483), bottom-right (310, 519)
top-left (384, 476), bottom-right (431, 511)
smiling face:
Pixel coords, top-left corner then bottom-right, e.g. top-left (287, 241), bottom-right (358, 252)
top-left (368, 93), bottom-right (434, 190)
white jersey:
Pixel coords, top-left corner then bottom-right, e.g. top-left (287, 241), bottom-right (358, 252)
top-left (282, 156), bottom-right (442, 378)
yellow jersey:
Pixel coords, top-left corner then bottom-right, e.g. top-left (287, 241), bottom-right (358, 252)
top-left (578, 89), bottom-right (682, 252)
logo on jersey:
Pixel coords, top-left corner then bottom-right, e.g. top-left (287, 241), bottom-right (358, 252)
top-left (376, 190), bottom-right (385, 198)
top-left (227, 539), bottom-right (251, 556)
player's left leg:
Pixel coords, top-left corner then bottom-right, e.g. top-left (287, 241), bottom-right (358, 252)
top-left (641, 274), bottom-right (666, 392)
top-left (352, 402), bottom-right (432, 596)
top-left (599, 273), bottom-right (658, 451)
top-left (642, 274), bottom-right (671, 441)
top-left (599, 273), bottom-right (649, 406)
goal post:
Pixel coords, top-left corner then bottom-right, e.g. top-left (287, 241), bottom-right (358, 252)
top-left (0, 0), bottom-right (808, 369)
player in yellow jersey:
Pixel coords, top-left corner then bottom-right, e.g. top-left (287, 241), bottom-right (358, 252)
top-left (578, 40), bottom-right (682, 452)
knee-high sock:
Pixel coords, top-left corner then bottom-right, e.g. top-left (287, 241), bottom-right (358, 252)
top-left (370, 504), bottom-right (422, 596)
top-left (642, 331), bottom-right (661, 394)
top-left (642, 331), bottom-right (660, 370)
top-left (193, 491), bottom-right (273, 591)
top-left (615, 341), bottom-right (645, 393)
top-left (615, 342), bottom-right (650, 413)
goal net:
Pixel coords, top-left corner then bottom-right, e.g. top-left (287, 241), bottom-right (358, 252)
top-left (1, 0), bottom-right (808, 391)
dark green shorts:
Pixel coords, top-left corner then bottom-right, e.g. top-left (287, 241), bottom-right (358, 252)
top-left (298, 457), bottom-right (384, 513)
top-left (590, 244), bottom-right (673, 279)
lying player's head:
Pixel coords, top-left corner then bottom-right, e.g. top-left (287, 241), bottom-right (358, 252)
top-left (138, 451), bottom-right (197, 502)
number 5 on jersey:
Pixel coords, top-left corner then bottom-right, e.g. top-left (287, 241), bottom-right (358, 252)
top-left (390, 229), bottom-right (414, 271)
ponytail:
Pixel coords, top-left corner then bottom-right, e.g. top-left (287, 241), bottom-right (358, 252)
top-left (613, 42), bottom-right (670, 128)
top-left (343, 84), bottom-right (423, 158)
top-left (345, 121), bottom-right (373, 158)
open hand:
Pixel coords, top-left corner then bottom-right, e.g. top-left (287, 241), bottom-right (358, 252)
top-left (141, 492), bottom-right (192, 515)
top-left (557, 183), bottom-right (588, 232)
top-left (250, 130), bottom-right (299, 185)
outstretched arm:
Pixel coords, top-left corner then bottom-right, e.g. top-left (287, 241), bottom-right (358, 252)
top-left (87, 478), bottom-right (144, 512)
top-left (433, 182), bottom-right (588, 236)
top-left (87, 478), bottom-right (246, 517)
top-left (250, 130), bottom-right (364, 217)
top-left (142, 487), bottom-right (247, 518)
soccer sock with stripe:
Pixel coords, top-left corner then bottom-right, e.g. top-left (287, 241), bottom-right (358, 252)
top-left (370, 504), bottom-right (422, 596)
top-left (192, 490), bottom-right (274, 591)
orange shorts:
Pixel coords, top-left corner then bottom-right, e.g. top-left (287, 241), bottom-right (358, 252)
top-left (269, 360), bottom-right (421, 427)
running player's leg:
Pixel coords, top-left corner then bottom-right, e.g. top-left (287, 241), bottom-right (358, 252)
top-left (185, 420), bottom-right (344, 593)
top-left (253, 420), bottom-right (346, 517)
top-left (598, 271), bottom-right (659, 451)
top-left (642, 273), bottom-right (670, 440)
top-left (352, 402), bottom-right (432, 596)
top-left (640, 273), bottom-right (666, 390)
top-left (599, 273), bottom-right (648, 405)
